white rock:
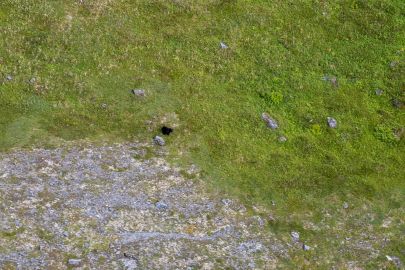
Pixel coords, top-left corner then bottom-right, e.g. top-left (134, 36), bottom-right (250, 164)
top-left (68, 259), bottom-right (82, 267)
top-left (220, 42), bottom-right (229, 49)
top-left (291, 231), bottom-right (300, 241)
top-left (153, 136), bottom-right (165, 146)
top-left (327, 117), bottom-right (337, 128)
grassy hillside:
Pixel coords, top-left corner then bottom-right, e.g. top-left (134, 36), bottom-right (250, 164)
top-left (0, 0), bottom-right (404, 267)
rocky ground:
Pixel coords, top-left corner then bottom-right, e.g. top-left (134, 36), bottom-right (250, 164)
top-left (0, 142), bottom-right (291, 269)
top-left (0, 141), bottom-right (403, 269)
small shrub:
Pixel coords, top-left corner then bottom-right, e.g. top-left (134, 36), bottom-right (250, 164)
top-left (270, 91), bottom-right (284, 105)
top-left (310, 124), bottom-right (322, 135)
top-left (374, 125), bottom-right (397, 143)
top-left (258, 91), bottom-right (284, 105)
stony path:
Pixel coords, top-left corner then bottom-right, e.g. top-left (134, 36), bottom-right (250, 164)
top-left (0, 142), bottom-right (289, 269)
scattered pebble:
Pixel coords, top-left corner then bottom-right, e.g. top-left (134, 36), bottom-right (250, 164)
top-left (131, 89), bottom-right (145, 97)
top-left (261, 113), bottom-right (279, 129)
top-left (153, 136), bottom-right (165, 146)
top-left (343, 202), bottom-right (349, 209)
top-left (155, 201), bottom-right (169, 211)
top-left (121, 258), bottom-right (138, 270)
top-left (389, 61), bottom-right (398, 68)
top-left (267, 214), bottom-right (276, 222)
top-left (302, 244), bottom-right (311, 251)
top-left (394, 127), bottom-right (404, 139)
top-left (222, 199), bottom-right (233, 207)
top-left (220, 42), bottom-right (229, 49)
top-left (327, 117), bottom-right (337, 128)
top-left (278, 136), bottom-right (287, 143)
top-left (322, 75), bottom-right (338, 87)
top-left (391, 98), bottom-right (403, 109)
top-left (375, 89), bottom-right (383, 96)
top-left (291, 231), bottom-right (300, 241)
top-left (330, 77), bottom-right (338, 87)
top-left (68, 259), bottom-right (82, 267)
top-left (386, 255), bottom-right (402, 269)
top-left (6, 75), bottom-right (12, 81)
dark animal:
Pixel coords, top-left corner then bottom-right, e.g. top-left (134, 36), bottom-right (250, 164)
top-left (161, 126), bottom-right (173, 135)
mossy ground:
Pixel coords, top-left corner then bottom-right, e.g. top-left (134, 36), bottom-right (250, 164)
top-left (0, 0), bottom-right (404, 267)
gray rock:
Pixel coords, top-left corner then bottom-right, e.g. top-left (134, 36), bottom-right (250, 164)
top-left (220, 42), bottom-right (228, 49)
top-left (238, 241), bottom-right (263, 254)
top-left (121, 258), bottom-right (138, 270)
top-left (222, 199), bottom-right (233, 207)
top-left (278, 136), bottom-right (287, 143)
top-left (375, 89), bottom-right (383, 96)
top-left (155, 201), bottom-right (168, 211)
top-left (6, 75), bottom-right (13, 81)
top-left (153, 136), bottom-right (165, 146)
top-left (302, 244), bottom-right (311, 251)
top-left (267, 214), bottom-right (276, 222)
top-left (68, 259), bottom-right (82, 267)
top-left (291, 231), bottom-right (300, 241)
top-left (386, 255), bottom-right (402, 269)
top-left (131, 89), bottom-right (145, 97)
top-left (392, 98), bottom-right (403, 109)
top-left (322, 75), bottom-right (338, 87)
top-left (389, 61), bottom-right (398, 68)
top-left (327, 117), bottom-right (337, 128)
top-left (261, 113), bottom-right (278, 129)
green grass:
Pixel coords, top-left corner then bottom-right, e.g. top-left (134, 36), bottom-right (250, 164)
top-left (0, 0), bottom-right (404, 266)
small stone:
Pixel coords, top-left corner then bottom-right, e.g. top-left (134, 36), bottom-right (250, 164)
top-left (222, 199), bottom-right (233, 207)
top-left (343, 202), bottom-right (349, 209)
top-left (220, 42), bottom-right (229, 49)
top-left (155, 201), bottom-right (168, 211)
top-left (278, 136), bottom-right (287, 143)
top-left (302, 244), bottom-right (311, 251)
top-left (375, 89), bottom-right (383, 96)
top-left (68, 259), bottom-right (82, 267)
top-left (291, 231), bottom-right (300, 241)
top-left (6, 75), bottom-right (12, 81)
top-left (330, 76), bottom-right (338, 87)
top-left (394, 127), bottom-right (404, 139)
top-left (322, 75), bottom-right (338, 87)
top-left (267, 214), bottom-right (276, 222)
top-left (153, 136), bottom-right (165, 146)
top-left (121, 258), bottom-right (138, 270)
top-left (261, 113), bottom-right (278, 129)
top-left (391, 98), bottom-right (403, 109)
top-left (131, 89), bottom-right (145, 97)
top-left (29, 77), bottom-right (36, 84)
top-left (386, 255), bottom-right (402, 269)
top-left (389, 61), bottom-right (398, 68)
top-left (327, 117), bottom-right (337, 128)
